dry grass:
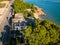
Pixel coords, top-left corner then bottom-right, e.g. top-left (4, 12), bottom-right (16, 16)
top-left (0, 3), bottom-right (5, 8)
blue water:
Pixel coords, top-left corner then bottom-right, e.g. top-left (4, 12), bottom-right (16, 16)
top-left (24, 0), bottom-right (60, 25)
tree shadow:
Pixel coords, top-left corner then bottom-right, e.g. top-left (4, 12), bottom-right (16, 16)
top-left (26, 18), bottom-right (35, 25)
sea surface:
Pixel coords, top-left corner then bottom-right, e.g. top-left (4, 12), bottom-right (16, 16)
top-left (24, 0), bottom-right (60, 25)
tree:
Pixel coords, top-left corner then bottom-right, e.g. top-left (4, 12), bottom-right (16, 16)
top-left (14, 0), bottom-right (36, 13)
top-left (22, 19), bottom-right (60, 45)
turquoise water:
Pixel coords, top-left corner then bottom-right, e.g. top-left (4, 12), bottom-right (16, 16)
top-left (24, 0), bottom-right (60, 25)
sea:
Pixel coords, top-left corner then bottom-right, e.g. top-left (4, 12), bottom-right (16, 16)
top-left (24, 0), bottom-right (60, 25)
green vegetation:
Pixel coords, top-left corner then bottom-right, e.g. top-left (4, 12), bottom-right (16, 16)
top-left (23, 11), bottom-right (34, 18)
top-left (14, 0), bottom-right (37, 18)
top-left (13, 0), bottom-right (60, 45)
top-left (14, 0), bottom-right (36, 13)
top-left (22, 19), bottom-right (60, 45)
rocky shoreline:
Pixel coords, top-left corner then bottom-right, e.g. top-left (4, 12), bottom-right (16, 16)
top-left (34, 6), bottom-right (46, 16)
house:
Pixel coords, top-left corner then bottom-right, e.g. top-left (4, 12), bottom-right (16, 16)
top-left (13, 21), bottom-right (27, 30)
top-left (12, 13), bottom-right (27, 31)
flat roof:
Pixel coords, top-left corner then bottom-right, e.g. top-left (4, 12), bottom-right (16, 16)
top-left (12, 13), bottom-right (25, 22)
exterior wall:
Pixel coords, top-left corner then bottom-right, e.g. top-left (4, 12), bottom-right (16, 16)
top-left (0, 0), bottom-right (13, 37)
top-left (0, 4), bottom-right (13, 45)
top-left (14, 26), bottom-right (27, 30)
top-left (0, 11), bottom-right (12, 45)
top-left (0, 16), bottom-right (9, 37)
top-left (0, 42), bottom-right (2, 45)
top-left (0, 0), bottom-right (14, 45)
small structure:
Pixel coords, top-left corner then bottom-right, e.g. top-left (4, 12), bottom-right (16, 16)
top-left (13, 21), bottom-right (27, 30)
top-left (12, 13), bottom-right (27, 31)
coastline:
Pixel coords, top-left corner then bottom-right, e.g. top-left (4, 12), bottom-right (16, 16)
top-left (26, 5), bottom-right (46, 19)
top-left (33, 5), bottom-right (46, 19)
top-left (34, 5), bottom-right (46, 16)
